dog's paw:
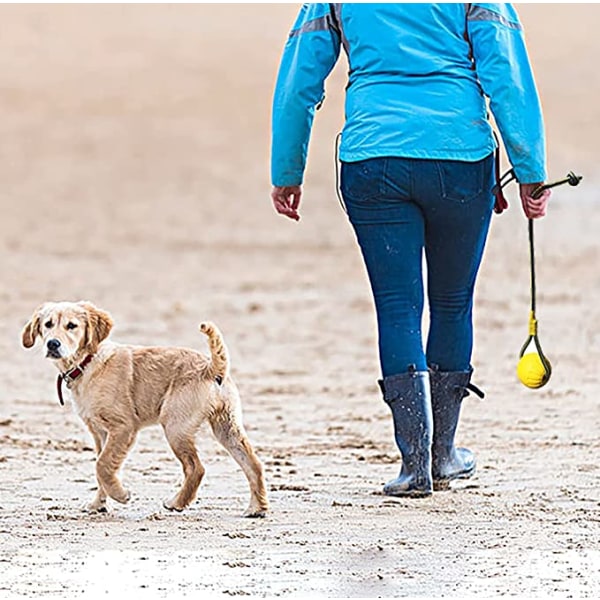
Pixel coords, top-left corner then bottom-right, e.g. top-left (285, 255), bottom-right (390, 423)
top-left (84, 502), bottom-right (108, 514)
top-left (163, 496), bottom-right (185, 512)
top-left (110, 488), bottom-right (131, 505)
top-left (243, 508), bottom-right (268, 519)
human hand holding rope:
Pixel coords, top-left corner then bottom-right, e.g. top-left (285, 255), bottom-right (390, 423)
top-left (520, 183), bottom-right (551, 218)
top-left (517, 170), bottom-right (582, 389)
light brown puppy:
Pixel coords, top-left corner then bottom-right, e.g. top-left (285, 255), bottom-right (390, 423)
top-left (21, 301), bottom-right (268, 518)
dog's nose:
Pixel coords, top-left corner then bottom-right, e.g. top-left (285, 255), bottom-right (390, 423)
top-left (47, 339), bottom-right (61, 351)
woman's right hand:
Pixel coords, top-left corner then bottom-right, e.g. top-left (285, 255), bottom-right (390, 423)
top-left (519, 183), bottom-right (551, 219)
top-left (271, 185), bottom-right (302, 221)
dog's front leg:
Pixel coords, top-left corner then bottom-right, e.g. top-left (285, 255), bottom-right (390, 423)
top-left (86, 425), bottom-right (108, 513)
top-left (96, 427), bottom-right (136, 505)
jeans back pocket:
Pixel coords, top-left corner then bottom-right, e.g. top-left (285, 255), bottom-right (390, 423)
top-left (340, 158), bottom-right (387, 203)
top-left (435, 157), bottom-right (488, 203)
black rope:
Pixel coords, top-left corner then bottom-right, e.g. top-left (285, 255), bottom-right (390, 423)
top-left (528, 218), bottom-right (536, 315)
top-left (521, 216), bottom-right (552, 381)
top-left (334, 132), bottom-right (347, 213)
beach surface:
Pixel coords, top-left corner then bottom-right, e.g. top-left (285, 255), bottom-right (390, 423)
top-left (0, 4), bottom-right (598, 597)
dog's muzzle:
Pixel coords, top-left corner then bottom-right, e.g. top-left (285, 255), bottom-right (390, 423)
top-left (46, 339), bottom-right (63, 359)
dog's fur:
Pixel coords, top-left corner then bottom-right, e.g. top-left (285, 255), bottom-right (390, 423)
top-left (21, 301), bottom-right (268, 517)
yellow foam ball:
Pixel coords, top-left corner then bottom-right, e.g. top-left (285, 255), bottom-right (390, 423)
top-left (517, 352), bottom-right (551, 389)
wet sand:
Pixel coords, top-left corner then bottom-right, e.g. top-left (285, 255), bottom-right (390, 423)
top-left (0, 4), bottom-right (598, 597)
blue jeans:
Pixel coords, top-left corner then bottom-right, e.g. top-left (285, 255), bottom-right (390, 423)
top-left (341, 154), bottom-right (495, 377)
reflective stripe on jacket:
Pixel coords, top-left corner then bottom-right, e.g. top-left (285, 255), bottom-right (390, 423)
top-left (271, 3), bottom-right (547, 187)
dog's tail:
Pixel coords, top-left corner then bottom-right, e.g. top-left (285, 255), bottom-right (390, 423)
top-left (199, 321), bottom-right (229, 383)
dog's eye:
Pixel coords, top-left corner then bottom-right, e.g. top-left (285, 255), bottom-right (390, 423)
top-left (66, 322), bottom-right (78, 330)
top-left (44, 321), bottom-right (53, 329)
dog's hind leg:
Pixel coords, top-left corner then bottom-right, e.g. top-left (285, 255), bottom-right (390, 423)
top-left (162, 424), bottom-right (205, 512)
top-left (209, 410), bottom-right (269, 518)
top-left (96, 428), bottom-right (135, 504)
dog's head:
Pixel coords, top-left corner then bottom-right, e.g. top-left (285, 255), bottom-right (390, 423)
top-left (21, 301), bottom-right (113, 361)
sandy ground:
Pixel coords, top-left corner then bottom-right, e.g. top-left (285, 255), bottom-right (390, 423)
top-left (0, 4), bottom-right (599, 598)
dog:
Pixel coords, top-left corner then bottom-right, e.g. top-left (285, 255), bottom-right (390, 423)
top-left (21, 301), bottom-right (268, 518)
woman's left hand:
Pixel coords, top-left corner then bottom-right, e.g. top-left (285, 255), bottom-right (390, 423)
top-left (519, 183), bottom-right (551, 219)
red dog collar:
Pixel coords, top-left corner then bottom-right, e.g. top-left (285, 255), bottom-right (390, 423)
top-left (56, 355), bottom-right (94, 406)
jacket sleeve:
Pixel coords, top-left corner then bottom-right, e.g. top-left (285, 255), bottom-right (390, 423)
top-left (271, 4), bottom-right (341, 187)
top-left (467, 3), bottom-right (547, 183)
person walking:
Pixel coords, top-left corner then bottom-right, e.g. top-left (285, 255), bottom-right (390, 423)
top-left (270, 4), bottom-right (551, 497)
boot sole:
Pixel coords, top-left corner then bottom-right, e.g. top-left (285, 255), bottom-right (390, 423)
top-left (433, 466), bottom-right (476, 491)
top-left (383, 487), bottom-right (433, 498)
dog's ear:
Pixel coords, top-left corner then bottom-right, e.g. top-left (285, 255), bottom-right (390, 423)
top-left (21, 306), bottom-right (43, 348)
top-left (79, 302), bottom-right (113, 354)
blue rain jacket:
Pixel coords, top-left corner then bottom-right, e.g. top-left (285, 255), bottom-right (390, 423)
top-left (271, 3), bottom-right (547, 187)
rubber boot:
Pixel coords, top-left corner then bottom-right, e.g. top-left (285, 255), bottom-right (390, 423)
top-left (378, 367), bottom-right (433, 498)
top-left (429, 365), bottom-right (483, 490)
